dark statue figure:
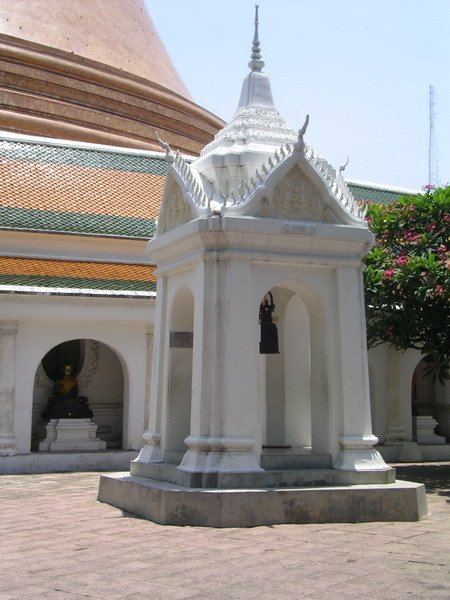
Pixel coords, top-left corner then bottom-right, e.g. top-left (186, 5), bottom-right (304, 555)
top-left (41, 364), bottom-right (93, 420)
top-left (259, 291), bottom-right (279, 354)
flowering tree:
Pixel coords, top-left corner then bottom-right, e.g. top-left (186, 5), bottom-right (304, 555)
top-left (363, 185), bottom-right (450, 382)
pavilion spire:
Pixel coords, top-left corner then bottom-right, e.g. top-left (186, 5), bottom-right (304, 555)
top-left (249, 5), bottom-right (264, 72)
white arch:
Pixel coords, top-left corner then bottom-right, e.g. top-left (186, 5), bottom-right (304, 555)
top-left (162, 286), bottom-right (195, 461)
top-left (257, 278), bottom-right (330, 454)
top-left (14, 322), bottom-right (148, 454)
top-left (32, 337), bottom-right (126, 451)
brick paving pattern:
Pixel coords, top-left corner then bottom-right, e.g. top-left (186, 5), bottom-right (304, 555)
top-left (1, 463), bottom-right (449, 600)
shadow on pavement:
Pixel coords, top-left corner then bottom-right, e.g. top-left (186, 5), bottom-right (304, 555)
top-left (395, 463), bottom-right (450, 502)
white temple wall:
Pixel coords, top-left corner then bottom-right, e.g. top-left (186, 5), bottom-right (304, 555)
top-left (0, 294), bottom-right (152, 454)
top-left (368, 344), bottom-right (450, 446)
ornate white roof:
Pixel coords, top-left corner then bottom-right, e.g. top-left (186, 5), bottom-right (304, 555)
top-left (156, 6), bottom-right (367, 235)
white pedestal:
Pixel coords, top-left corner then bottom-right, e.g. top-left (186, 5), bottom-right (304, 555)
top-left (413, 415), bottom-right (446, 445)
top-left (39, 418), bottom-right (107, 451)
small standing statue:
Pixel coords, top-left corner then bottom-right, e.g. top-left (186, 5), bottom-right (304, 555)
top-left (41, 364), bottom-right (93, 420)
top-left (259, 291), bottom-right (279, 354)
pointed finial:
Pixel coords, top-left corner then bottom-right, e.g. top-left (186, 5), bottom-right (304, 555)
top-left (249, 5), bottom-right (265, 72)
top-left (294, 115), bottom-right (309, 151)
top-left (155, 130), bottom-right (174, 163)
top-left (339, 157), bottom-right (350, 174)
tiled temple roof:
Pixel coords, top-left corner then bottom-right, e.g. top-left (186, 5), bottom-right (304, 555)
top-left (0, 136), bottom-right (417, 296)
top-left (0, 137), bottom-right (416, 239)
top-left (0, 138), bottom-right (166, 238)
top-left (347, 181), bottom-right (417, 205)
top-left (0, 257), bottom-right (156, 293)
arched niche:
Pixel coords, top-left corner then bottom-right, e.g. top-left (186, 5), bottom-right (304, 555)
top-left (164, 286), bottom-right (195, 463)
top-left (412, 357), bottom-right (449, 441)
top-left (259, 280), bottom-right (328, 454)
top-left (32, 339), bottom-right (124, 450)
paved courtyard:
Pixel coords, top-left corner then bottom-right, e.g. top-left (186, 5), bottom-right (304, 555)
top-left (0, 463), bottom-right (449, 600)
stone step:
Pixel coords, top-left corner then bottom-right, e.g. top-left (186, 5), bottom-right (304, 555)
top-left (0, 450), bottom-right (139, 474)
top-left (98, 473), bottom-right (427, 527)
top-left (130, 460), bottom-right (395, 488)
top-left (260, 450), bottom-right (333, 470)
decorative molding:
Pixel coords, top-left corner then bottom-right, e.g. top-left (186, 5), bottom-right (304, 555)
top-left (203, 107), bottom-right (297, 154)
top-left (157, 178), bottom-right (195, 235)
top-left (253, 165), bottom-right (339, 223)
top-left (34, 367), bottom-right (53, 393)
top-left (34, 339), bottom-right (100, 392)
top-left (160, 134), bottom-right (367, 228)
top-left (79, 340), bottom-right (100, 390)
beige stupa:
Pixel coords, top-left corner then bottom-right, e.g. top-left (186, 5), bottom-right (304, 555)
top-left (0, 0), bottom-right (223, 153)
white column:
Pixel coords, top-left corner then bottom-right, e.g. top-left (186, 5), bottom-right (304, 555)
top-left (134, 277), bottom-right (166, 464)
top-left (0, 321), bottom-right (19, 456)
top-left (143, 326), bottom-right (154, 432)
top-left (179, 258), bottom-right (263, 473)
top-left (384, 348), bottom-right (408, 444)
top-left (334, 267), bottom-right (388, 471)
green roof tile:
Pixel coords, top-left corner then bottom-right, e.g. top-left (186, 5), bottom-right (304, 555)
top-left (0, 206), bottom-right (156, 238)
top-left (0, 140), bottom-right (168, 175)
top-left (348, 183), bottom-right (415, 205)
top-left (0, 274), bottom-right (156, 292)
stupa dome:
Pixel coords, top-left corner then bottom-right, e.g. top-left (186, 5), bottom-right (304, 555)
top-left (0, 0), bottom-right (223, 154)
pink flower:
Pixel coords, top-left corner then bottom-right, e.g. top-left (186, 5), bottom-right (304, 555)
top-left (422, 184), bottom-right (435, 191)
top-left (426, 223), bottom-right (436, 232)
top-left (383, 268), bottom-right (396, 279)
top-left (395, 255), bottom-right (408, 266)
top-left (403, 231), bottom-right (421, 243)
top-left (434, 285), bottom-right (445, 296)
top-left (443, 214), bottom-right (450, 223)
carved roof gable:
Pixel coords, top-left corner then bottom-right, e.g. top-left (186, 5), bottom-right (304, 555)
top-left (252, 165), bottom-right (340, 223)
top-left (157, 177), bottom-right (194, 235)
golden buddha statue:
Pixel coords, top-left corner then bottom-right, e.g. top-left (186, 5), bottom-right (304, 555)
top-left (55, 364), bottom-right (78, 398)
top-left (41, 364), bottom-right (93, 420)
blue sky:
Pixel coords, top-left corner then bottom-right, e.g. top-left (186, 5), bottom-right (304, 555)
top-left (147, 1), bottom-right (449, 190)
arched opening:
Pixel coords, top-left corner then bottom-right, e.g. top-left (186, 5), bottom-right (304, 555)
top-left (284, 294), bottom-right (311, 447)
top-left (260, 281), bottom-right (327, 464)
top-left (411, 358), bottom-right (448, 443)
top-left (164, 287), bottom-right (194, 464)
top-left (32, 339), bottom-right (124, 451)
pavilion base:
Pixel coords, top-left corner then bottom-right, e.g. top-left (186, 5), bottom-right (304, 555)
top-left (98, 472), bottom-right (427, 527)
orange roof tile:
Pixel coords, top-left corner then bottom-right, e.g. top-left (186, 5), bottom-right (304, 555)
top-left (0, 139), bottom-right (167, 237)
top-left (0, 257), bottom-right (155, 292)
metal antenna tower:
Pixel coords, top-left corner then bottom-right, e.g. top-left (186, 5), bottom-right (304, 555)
top-left (428, 85), bottom-right (439, 187)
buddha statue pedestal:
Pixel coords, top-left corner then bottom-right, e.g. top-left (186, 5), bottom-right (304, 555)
top-left (413, 415), bottom-right (446, 445)
top-left (39, 418), bottom-right (107, 451)
top-left (39, 364), bottom-right (106, 451)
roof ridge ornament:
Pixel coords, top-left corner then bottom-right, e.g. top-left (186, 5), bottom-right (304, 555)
top-left (155, 131), bottom-right (175, 164)
top-left (294, 115), bottom-right (310, 152)
top-left (339, 157), bottom-right (350, 175)
top-left (249, 5), bottom-right (264, 72)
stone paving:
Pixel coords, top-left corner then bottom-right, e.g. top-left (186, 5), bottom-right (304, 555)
top-left (0, 463), bottom-right (449, 600)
